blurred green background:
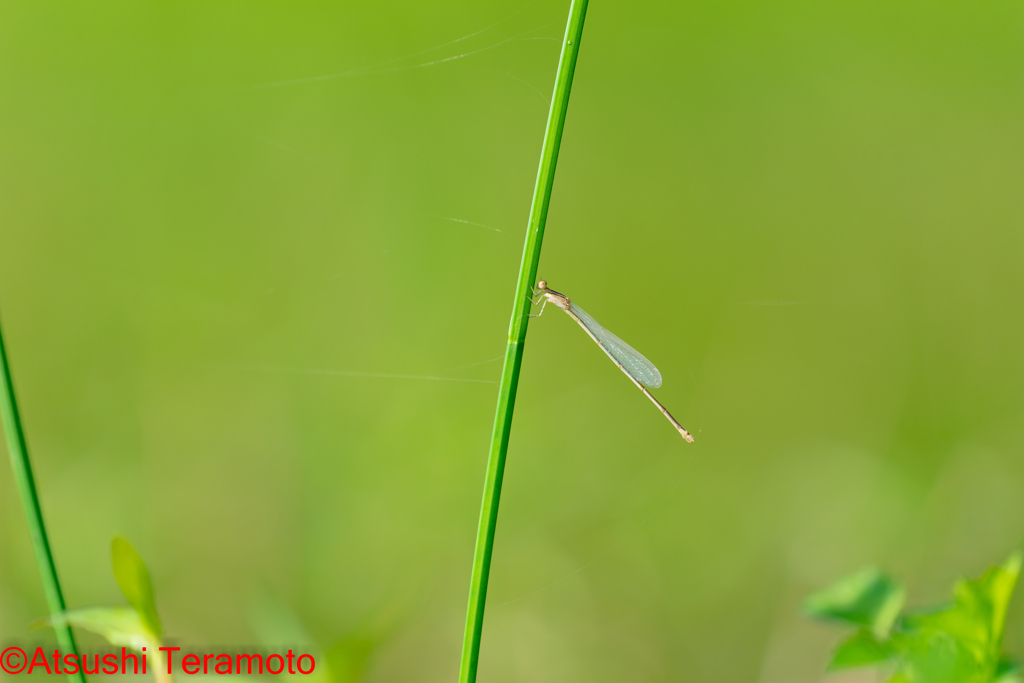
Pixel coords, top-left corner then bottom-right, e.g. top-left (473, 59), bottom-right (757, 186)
top-left (2, 0), bottom-right (1024, 681)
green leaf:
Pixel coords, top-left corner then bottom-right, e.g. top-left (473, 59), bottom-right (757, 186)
top-left (891, 552), bottom-right (1022, 683)
top-left (46, 607), bottom-right (157, 652)
top-left (828, 629), bottom-right (895, 670)
top-left (804, 566), bottom-right (905, 637)
top-left (111, 537), bottom-right (162, 638)
top-left (966, 553), bottom-right (1022, 651)
top-left (891, 625), bottom-right (988, 683)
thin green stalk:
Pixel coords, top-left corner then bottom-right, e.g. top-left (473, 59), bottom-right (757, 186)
top-left (0, 314), bottom-right (86, 683)
top-left (458, 2), bottom-right (589, 681)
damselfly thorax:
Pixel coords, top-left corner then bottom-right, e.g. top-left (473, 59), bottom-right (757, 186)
top-left (533, 280), bottom-right (571, 313)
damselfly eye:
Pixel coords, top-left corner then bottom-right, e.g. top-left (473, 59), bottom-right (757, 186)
top-left (537, 280), bottom-right (547, 289)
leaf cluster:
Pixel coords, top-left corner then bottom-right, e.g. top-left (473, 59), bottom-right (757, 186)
top-left (805, 553), bottom-right (1023, 683)
top-left (46, 537), bottom-right (163, 652)
top-left (40, 537), bottom-right (398, 683)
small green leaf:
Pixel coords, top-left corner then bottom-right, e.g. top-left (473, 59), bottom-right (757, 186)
top-left (111, 537), bottom-right (162, 638)
top-left (828, 629), bottom-right (894, 670)
top-left (804, 567), bottom-right (905, 637)
top-left (963, 552), bottom-right (1022, 651)
top-left (46, 607), bottom-right (157, 652)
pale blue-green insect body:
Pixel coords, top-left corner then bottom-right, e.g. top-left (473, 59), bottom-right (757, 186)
top-left (532, 280), bottom-right (693, 443)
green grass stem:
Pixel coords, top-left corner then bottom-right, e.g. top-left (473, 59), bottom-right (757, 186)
top-left (457, 2), bottom-right (590, 681)
top-left (0, 314), bottom-right (86, 683)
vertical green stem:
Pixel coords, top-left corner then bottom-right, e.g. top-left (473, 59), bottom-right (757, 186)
top-left (458, 2), bottom-right (589, 681)
top-left (0, 314), bottom-right (86, 683)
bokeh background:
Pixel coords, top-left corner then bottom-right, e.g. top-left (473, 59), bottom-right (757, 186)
top-left (3, 0), bottom-right (1024, 681)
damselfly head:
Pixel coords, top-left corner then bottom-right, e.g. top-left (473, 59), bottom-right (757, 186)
top-left (536, 280), bottom-right (548, 290)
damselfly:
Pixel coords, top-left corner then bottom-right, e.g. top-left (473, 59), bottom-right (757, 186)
top-left (531, 280), bottom-right (694, 443)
